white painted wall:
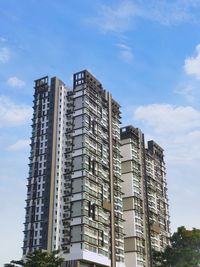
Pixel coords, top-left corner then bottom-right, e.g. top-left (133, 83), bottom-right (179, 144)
top-left (121, 143), bottom-right (132, 161)
top-left (124, 252), bottom-right (137, 267)
top-left (123, 210), bottom-right (136, 237)
top-left (122, 173), bottom-right (134, 197)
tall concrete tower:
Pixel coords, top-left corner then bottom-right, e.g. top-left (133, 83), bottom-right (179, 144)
top-left (120, 126), bottom-right (170, 267)
top-left (23, 70), bottom-right (125, 267)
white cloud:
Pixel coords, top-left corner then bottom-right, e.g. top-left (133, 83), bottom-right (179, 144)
top-left (7, 76), bottom-right (26, 88)
top-left (90, 1), bottom-right (139, 33)
top-left (89, 0), bottom-right (200, 33)
top-left (134, 104), bottom-right (200, 133)
top-left (7, 139), bottom-right (30, 151)
top-left (143, 0), bottom-right (194, 25)
top-left (116, 43), bottom-right (134, 63)
top-left (133, 103), bottom-right (200, 168)
top-left (132, 103), bottom-right (200, 230)
top-left (0, 47), bottom-right (10, 63)
top-left (175, 80), bottom-right (197, 102)
top-left (176, 44), bottom-right (200, 103)
top-left (184, 44), bottom-right (200, 79)
top-left (0, 96), bottom-right (32, 127)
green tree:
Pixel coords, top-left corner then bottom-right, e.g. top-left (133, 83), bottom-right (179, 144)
top-left (152, 249), bottom-right (165, 267)
top-left (152, 226), bottom-right (200, 267)
top-left (4, 250), bottom-right (64, 267)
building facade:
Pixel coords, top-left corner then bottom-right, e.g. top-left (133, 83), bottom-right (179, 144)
top-left (23, 70), bottom-right (125, 267)
top-left (120, 126), bottom-right (170, 267)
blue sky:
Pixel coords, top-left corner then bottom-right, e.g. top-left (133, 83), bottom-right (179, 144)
top-left (1, 0), bottom-right (200, 264)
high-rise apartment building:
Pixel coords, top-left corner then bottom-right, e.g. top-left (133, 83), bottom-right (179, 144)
top-left (23, 70), bottom-right (125, 267)
top-left (120, 126), bottom-right (170, 267)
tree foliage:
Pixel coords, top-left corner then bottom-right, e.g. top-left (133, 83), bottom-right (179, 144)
top-left (4, 250), bottom-right (64, 267)
top-left (152, 226), bottom-right (200, 267)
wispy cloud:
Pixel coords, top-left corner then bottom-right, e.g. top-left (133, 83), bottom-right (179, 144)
top-left (7, 139), bottom-right (30, 151)
top-left (0, 47), bottom-right (10, 63)
top-left (0, 37), bottom-right (7, 42)
top-left (7, 76), bottom-right (26, 88)
top-left (0, 96), bottom-right (32, 127)
top-left (143, 0), bottom-right (195, 25)
top-left (116, 43), bottom-right (134, 63)
top-left (175, 79), bottom-right (200, 102)
top-left (89, 1), bottom-right (139, 33)
top-left (89, 0), bottom-right (200, 34)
